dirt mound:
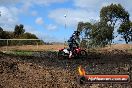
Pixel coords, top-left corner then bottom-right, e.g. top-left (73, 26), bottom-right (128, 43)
top-left (0, 61), bottom-right (18, 74)
top-left (0, 50), bottom-right (132, 88)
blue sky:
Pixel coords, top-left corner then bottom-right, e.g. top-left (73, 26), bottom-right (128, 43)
top-left (0, 0), bottom-right (132, 43)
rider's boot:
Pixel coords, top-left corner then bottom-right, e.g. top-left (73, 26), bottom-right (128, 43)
top-left (69, 51), bottom-right (72, 58)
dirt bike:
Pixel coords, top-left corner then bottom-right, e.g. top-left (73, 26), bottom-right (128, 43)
top-left (58, 47), bottom-right (87, 59)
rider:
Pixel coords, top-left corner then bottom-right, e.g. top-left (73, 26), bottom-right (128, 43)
top-left (67, 31), bottom-right (80, 58)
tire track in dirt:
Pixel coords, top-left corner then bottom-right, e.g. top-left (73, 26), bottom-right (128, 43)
top-left (0, 50), bottom-right (132, 88)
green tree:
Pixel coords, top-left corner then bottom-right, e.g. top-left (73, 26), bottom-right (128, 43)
top-left (118, 21), bottom-right (131, 43)
top-left (77, 22), bottom-right (93, 47)
top-left (19, 32), bottom-right (38, 39)
top-left (2, 31), bottom-right (10, 39)
top-left (129, 22), bottom-right (132, 42)
top-left (77, 21), bottom-right (111, 47)
top-left (0, 25), bottom-right (44, 46)
top-left (17, 32), bottom-right (44, 45)
top-left (100, 3), bottom-right (131, 44)
top-left (77, 22), bottom-right (85, 32)
top-left (14, 24), bottom-right (25, 37)
top-left (0, 27), bottom-right (3, 38)
top-left (77, 22), bottom-right (92, 39)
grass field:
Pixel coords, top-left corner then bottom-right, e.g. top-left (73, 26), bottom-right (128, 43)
top-left (0, 44), bottom-right (131, 52)
top-left (0, 44), bottom-right (68, 52)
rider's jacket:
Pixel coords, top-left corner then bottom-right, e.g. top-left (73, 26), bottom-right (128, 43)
top-left (68, 34), bottom-right (80, 48)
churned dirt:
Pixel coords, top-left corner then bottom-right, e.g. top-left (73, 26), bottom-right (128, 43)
top-left (0, 44), bottom-right (132, 88)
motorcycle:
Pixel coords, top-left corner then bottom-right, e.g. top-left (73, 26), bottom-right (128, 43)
top-left (58, 47), bottom-right (87, 59)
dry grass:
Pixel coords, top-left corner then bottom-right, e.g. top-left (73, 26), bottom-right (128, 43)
top-left (0, 44), bottom-right (68, 51)
top-left (0, 44), bottom-right (131, 52)
top-left (104, 44), bottom-right (132, 50)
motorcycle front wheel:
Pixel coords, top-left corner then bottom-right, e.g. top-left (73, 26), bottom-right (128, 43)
top-left (58, 50), bottom-right (69, 59)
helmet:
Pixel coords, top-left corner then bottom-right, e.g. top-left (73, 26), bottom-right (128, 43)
top-left (74, 31), bottom-right (80, 36)
top-left (72, 33), bottom-right (76, 36)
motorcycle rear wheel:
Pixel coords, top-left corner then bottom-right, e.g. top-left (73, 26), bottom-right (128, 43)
top-left (78, 50), bottom-right (87, 58)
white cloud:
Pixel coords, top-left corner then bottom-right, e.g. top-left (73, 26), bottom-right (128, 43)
top-left (24, 25), bottom-right (46, 41)
top-left (48, 0), bottom-right (132, 28)
top-left (14, 0), bottom-right (67, 12)
top-left (40, 34), bottom-right (58, 42)
top-left (74, 0), bottom-right (102, 10)
top-left (74, 0), bottom-right (132, 9)
top-left (48, 8), bottom-right (99, 28)
top-left (0, 0), bottom-right (19, 5)
top-left (0, 0), bottom-right (66, 6)
top-left (31, 0), bottom-right (66, 6)
top-left (17, 0), bottom-right (67, 16)
top-left (35, 17), bottom-right (57, 30)
top-left (24, 25), bottom-right (36, 33)
top-left (46, 24), bottom-right (57, 30)
top-left (0, 6), bottom-right (19, 31)
top-left (73, 0), bottom-right (132, 17)
top-left (20, 1), bottom-right (32, 12)
top-left (0, 0), bottom-right (67, 17)
top-left (35, 17), bottom-right (44, 25)
top-left (31, 11), bottom-right (38, 16)
top-left (25, 26), bottom-right (60, 42)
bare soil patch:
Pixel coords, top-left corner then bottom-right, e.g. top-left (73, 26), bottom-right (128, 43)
top-left (0, 44), bottom-right (132, 88)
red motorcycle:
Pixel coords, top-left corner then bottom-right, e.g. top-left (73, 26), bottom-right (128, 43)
top-left (58, 47), bottom-right (87, 59)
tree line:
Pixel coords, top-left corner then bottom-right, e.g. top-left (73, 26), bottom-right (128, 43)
top-left (77, 4), bottom-right (132, 48)
top-left (0, 24), bottom-right (44, 46)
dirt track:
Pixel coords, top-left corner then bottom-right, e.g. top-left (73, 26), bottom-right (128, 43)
top-left (0, 48), bottom-right (132, 88)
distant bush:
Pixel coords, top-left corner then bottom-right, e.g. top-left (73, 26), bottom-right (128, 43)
top-left (0, 24), bottom-right (44, 46)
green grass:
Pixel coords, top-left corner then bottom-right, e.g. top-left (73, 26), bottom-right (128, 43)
top-left (128, 48), bottom-right (132, 51)
top-left (126, 48), bottom-right (132, 52)
top-left (6, 50), bottom-right (33, 56)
